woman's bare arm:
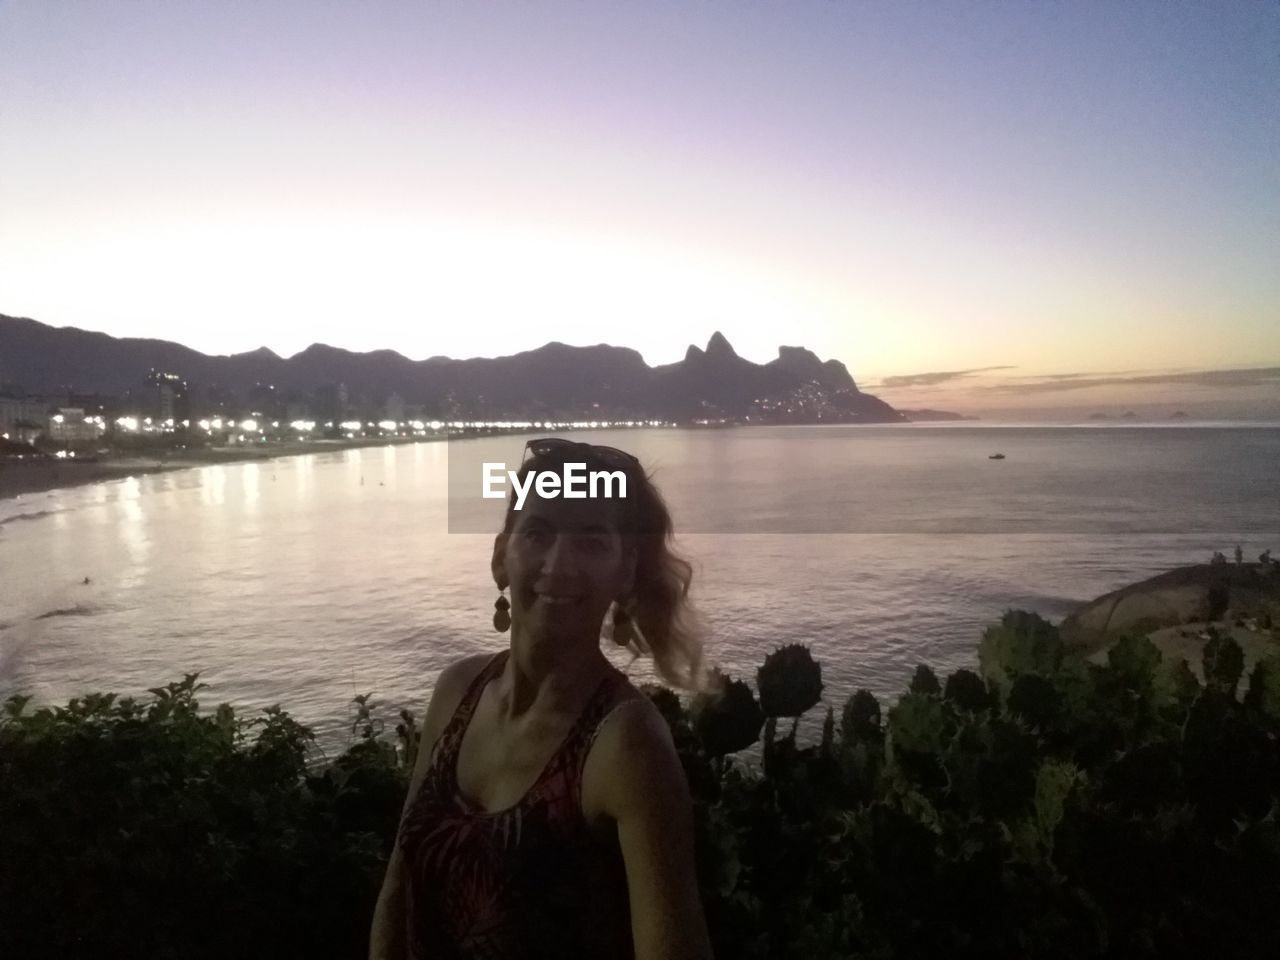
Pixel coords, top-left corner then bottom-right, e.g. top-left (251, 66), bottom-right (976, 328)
top-left (368, 654), bottom-right (493, 960)
top-left (600, 700), bottom-right (715, 960)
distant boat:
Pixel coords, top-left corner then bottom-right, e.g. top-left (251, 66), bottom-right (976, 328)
top-left (988, 453), bottom-right (1006, 460)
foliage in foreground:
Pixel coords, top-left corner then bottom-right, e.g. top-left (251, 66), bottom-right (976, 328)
top-left (0, 680), bottom-right (407, 958)
top-left (4, 615), bottom-right (1280, 959)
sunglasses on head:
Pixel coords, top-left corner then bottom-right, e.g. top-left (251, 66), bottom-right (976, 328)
top-left (523, 437), bottom-right (641, 470)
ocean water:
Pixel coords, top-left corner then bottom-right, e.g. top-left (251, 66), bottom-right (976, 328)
top-left (1, 424), bottom-right (1276, 759)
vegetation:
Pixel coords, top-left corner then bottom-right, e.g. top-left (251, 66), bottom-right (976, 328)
top-left (4, 613), bottom-right (1280, 958)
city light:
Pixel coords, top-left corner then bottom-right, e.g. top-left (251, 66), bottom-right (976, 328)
top-left (33, 404), bottom-right (668, 453)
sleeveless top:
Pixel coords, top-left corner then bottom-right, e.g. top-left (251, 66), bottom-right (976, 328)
top-left (399, 649), bottom-right (638, 960)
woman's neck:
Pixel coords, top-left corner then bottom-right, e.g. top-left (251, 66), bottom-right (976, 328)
top-left (499, 628), bottom-right (613, 723)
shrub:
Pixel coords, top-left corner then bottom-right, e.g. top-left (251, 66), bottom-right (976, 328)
top-left (0, 677), bottom-right (402, 959)
top-left (6, 608), bottom-right (1280, 958)
top-left (756, 644), bottom-right (824, 718)
top-left (691, 671), bottom-right (764, 757)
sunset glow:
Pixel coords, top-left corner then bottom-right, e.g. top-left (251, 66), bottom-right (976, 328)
top-left (2, 1), bottom-right (1277, 417)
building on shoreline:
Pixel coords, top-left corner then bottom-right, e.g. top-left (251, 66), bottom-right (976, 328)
top-left (1, 394), bottom-right (50, 442)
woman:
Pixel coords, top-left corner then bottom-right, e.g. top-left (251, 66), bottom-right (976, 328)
top-left (370, 438), bottom-right (715, 960)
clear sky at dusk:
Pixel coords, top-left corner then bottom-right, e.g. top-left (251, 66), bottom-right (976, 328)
top-left (2, 1), bottom-right (1277, 416)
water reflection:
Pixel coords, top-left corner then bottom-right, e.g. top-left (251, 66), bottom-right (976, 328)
top-left (243, 462), bottom-right (260, 510)
top-left (383, 445), bottom-right (397, 489)
top-left (117, 476), bottom-right (141, 502)
top-left (200, 465), bottom-right (226, 506)
top-left (295, 455), bottom-right (313, 499)
top-left (116, 479), bottom-right (149, 589)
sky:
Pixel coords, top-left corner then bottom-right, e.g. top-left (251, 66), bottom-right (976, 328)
top-left (1, 1), bottom-right (1277, 418)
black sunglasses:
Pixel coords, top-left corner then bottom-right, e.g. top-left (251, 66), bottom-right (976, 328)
top-left (523, 437), bottom-right (641, 470)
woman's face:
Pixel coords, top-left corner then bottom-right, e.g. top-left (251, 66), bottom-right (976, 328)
top-left (492, 489), bottom-right (635, 641)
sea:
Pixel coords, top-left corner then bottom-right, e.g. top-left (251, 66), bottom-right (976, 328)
top-left (1, 423), bottom-right (1277, 760)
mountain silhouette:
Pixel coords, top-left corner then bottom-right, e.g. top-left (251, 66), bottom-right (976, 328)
top-left (0, 314), bottom-right (906, 423)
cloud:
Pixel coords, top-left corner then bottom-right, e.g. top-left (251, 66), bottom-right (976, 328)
top-left (875, 365), bottom-right (1016, 388)
top-left (1002, 372), bottom-right (1100, 382)
top-left (982, 366), bottom-right (1280, 395)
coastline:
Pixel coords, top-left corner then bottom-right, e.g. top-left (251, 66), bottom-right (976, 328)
top-left (0, 423), bottom-right (665, 503)
top-left (5, 419), bottom-right (1278, 505)
top-left (0, 436), bottom-right (442, 504)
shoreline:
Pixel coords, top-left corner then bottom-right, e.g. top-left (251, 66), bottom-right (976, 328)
top-left (0, 436), bottom-right (442, 504)
top-left (8, 419), bottom-right (1276, 505)
top-left (0, 423), bottom-right (666, 503)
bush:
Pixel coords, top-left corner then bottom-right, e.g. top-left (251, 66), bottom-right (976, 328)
top-left (6, 611), bottom-right (1280, 959)
top-left (0, 677), bottom-right (403, 959)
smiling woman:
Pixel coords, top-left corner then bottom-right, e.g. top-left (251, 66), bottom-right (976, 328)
top-left (369, 439), bottom-right (713, 960)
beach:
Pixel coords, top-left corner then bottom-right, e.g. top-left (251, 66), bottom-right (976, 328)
top-left (0, 437), bottom-right (438, 502)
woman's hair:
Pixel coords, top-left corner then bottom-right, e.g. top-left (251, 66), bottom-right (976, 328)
top-left (499, 443), bottom-right (709, 693)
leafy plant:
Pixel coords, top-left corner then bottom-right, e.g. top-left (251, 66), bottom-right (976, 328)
top-left (691, 671), bottom-right (765, 757)
top-left (942, 668), bottom-right (993, 713)
top-left (978, 609), bottom-right (1063, 700)
top-left (909, 664), bottom-right (941, 696)
top-left (1244, 655), bottom-right (1280, 726)
top-left (7, 605), bottom-right (1280, 959)
top-left (1202, 629), bottom-right (1245, 696)
top-left (757, 644), bottom-right (824, 718)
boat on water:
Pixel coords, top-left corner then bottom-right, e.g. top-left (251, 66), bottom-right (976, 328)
top-left (988, 453), bottom-right (1006, 460)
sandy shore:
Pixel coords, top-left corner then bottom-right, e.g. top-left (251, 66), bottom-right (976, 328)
top-left (0, 437), bottom-right (439, 503)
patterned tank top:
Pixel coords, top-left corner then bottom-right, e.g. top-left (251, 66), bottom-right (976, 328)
top-left (399, 649), bottom-right (637, 960)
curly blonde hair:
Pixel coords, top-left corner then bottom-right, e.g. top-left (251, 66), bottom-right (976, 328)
top-left (498, 443), bottom-right (709, 693)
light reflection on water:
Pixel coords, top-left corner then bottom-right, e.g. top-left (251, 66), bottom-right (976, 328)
top-left (0, 427), bottom-right (1276, 758)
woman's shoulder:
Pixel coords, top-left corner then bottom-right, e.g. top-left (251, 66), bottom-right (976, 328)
top-left (593, 680), bottom-right (671, 753)
top-left (436, 650), bottom-right (502, 700)
top-left (582, 683), bottom-right (685, 824)
top-left (422, 651), bottom-right (502, 730)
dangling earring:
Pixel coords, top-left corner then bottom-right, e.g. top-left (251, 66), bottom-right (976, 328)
top-left (612, 601), bottom-right (636, 647)
top-left (493, 589), bottom-right (511, 633)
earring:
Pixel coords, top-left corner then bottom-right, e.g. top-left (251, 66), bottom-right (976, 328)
top-left (493, 589), bottom-right (511, 633)
top-left (612, 602), bottom-right (636, 647)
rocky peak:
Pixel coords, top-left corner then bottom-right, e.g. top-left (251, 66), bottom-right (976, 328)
top-left (771, 345), bottom-right (856, 391)
top-left (705, 331), bottom-right (738, 361)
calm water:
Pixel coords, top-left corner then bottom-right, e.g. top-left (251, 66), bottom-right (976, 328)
top-left (1, 425), bottom-right (1276, 758)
